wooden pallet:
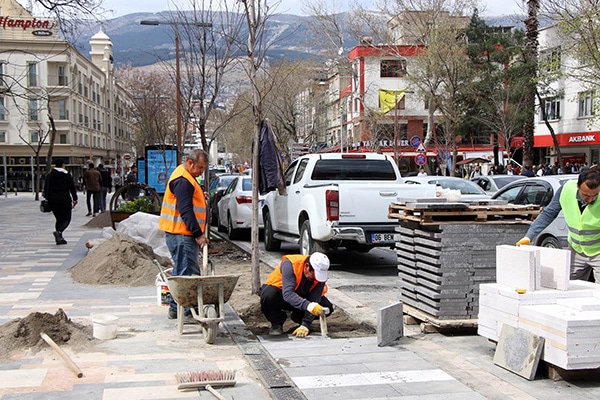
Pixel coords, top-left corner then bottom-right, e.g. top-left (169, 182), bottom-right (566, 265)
top-left (402, 303), bottom-right (478, 333)
top-left (389, 203), bottom-right (540, 225)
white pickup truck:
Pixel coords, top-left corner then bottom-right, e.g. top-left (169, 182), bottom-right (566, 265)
top-left (262, 153), bottom-right (436, 255)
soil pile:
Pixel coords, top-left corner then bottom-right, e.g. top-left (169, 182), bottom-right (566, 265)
top-left (0, 309), bottom-right (92, 362)
top-left (83, 211), bottom-right (112, 229)
top-left (69, 232), bottom-right (172, 286)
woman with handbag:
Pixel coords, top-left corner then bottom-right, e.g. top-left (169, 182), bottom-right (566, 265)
top-left (43, 159), bottom-right (78, 245)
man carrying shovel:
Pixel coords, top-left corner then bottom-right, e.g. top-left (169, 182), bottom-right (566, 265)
top-left (260, 252), bottom-right (333, 337)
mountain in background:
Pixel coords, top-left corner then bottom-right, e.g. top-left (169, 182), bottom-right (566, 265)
top-left (74, 11), bottom-right (531, 68)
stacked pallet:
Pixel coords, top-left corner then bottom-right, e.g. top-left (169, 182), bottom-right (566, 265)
top-left (396, 222), bottom-right (528, 319)
top-left (390, 202), bottom-right (538, 321)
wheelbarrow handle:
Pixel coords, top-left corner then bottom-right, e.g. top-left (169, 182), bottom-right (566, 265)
top-left (153, 259), bottom-right (169, 283)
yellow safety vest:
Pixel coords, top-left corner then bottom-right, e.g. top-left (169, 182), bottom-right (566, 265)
top-left (159, 164), bottom-right (206, 236)
top-left (560, 180), bottom-right (600, 256)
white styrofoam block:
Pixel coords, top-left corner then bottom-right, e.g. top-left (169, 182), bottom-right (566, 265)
top-left (538, 247), bottom-right (571, 290)
top-left (571, 280), bottom-right (600, 291)
top-left (496, 245), bottom-right (540, 292)
top-left (521, 304), bottom-right (600, 328)
top-left (557, 297), bottom-right (600, 311)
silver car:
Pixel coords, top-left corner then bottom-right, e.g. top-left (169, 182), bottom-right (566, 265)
top-left (216, 175), bottom-right (265, 239)
top-left (470, 175), bottom-right (525, 194)
top-left (402, 176), bottom-right (491, 201)
top-left (491, 175), bottom-right (579, 248)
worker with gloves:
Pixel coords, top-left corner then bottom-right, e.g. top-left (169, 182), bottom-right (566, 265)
top-left (516, 166), bottom-right (600, 281)
top-left (260, 252), bottom-right (333, 337)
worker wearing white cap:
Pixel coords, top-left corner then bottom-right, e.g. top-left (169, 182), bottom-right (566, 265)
top-left (261, 252), bottom-right (333, 337)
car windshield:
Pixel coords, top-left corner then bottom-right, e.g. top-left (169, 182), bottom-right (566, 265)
top-left (493, 176), bottom-right (521, 188)
top-left (220, 176), bottom-right (236, 188)
top-left (242, 177), bottom-right (252, 191)
top-left (429, 178), bottom-right (486, 195)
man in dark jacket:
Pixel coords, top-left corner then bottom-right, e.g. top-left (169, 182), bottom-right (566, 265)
top-left (44, 159), bottom-right (78, 245)
top-left (83, 163), bottom-right (102, 217)
top-left (98, 163), bottom-right (112, 212)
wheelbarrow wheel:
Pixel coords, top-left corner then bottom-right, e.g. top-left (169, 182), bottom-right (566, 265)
top-left (203, 305), bottom-right (218, 344)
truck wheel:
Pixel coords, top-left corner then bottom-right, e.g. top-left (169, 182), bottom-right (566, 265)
top-left (227, 214), bottom-right (240, 240)
top-left (263, 211), bottom-right (281, 251)
top-left (299, 220), bottom-right (328, 255)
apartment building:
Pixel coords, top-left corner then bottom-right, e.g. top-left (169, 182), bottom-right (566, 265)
top-left (0, 0), bottom-right (134, 192)
top-left (535, 24), bottom-right (600, 166)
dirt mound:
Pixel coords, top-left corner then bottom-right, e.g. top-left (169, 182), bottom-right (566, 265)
top-left (0, 309), bottom-right (92, 362)
top-left (69, 232), bottom-right (172, 286)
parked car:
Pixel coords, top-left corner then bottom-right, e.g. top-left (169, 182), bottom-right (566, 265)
top-left (216, 175), bottom-right (266, 239)
top-left (208, 173), bottom-right (240, 226)
top-left (402, 176), bottom-right (491, 201)
top-left (490, 175), bottom-right (579, 248)
top-left (470, 175), bottom-right (525, 194)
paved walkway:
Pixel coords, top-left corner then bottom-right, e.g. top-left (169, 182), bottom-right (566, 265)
top-left (2, 192), bottom-right (598, 399)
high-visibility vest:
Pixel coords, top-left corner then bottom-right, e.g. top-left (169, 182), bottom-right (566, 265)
top-left (265, 254), bottom-right (327, 295)
top-left (560, 180), bottom-right (600, 256)
top-left (159, 164), bottom-right (206, 236)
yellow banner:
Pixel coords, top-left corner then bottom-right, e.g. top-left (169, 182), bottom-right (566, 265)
top-left (379, 88), bottom-right (407, 114)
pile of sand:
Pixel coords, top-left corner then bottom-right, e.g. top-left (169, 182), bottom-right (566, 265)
top-left (69, 232), bottom-right (173, 286)
top-left (0, 309), bottom-right (92, 362)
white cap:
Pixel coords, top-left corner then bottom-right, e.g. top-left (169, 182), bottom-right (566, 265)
top-left (309, 252), bottom-right (330, 282)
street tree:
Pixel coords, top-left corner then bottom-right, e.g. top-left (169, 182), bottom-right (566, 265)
top-left (521, 0), bottom-right (540, 168)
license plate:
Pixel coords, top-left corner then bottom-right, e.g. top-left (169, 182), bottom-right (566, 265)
top-left (371, 233), bottom-right (397, 243)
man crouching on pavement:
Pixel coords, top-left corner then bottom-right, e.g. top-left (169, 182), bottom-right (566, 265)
top-left (261, 252), bottom-right (334, 337)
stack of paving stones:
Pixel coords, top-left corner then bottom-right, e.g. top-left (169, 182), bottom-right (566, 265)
top-left (395, 220), bottom-right (528, 320)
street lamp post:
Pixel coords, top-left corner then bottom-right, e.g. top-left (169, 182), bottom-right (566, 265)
top-left (140, 19), bottom-right (212, 161)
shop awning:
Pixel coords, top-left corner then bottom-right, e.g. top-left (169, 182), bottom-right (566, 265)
top-left (456, 157), bottom-right (490, 165)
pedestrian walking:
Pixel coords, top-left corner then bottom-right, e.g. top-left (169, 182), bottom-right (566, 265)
top-left (83, 162), bottom-right (102, 216)
top-left (97, 163), bottom-right (112, 212)
top-left (43, 159), bottom-right (78, 245)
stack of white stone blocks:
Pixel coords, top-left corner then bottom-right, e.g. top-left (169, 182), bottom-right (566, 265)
top-left (478, 245), bottom-right (600, 370)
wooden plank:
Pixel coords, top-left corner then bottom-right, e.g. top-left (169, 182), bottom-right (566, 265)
top-left (402, 303), bottom-right (478, 332)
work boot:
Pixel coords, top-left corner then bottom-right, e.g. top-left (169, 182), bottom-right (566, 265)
top-left (269, 325), bottom-right (283, 336)
top-left (168, 308), bottom-right (177, 319)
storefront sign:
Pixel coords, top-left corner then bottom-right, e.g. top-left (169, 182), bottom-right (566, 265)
top-left (535, 132), bottom-right (600, 147)
top-left (0, 16), bottom-right (56, 31)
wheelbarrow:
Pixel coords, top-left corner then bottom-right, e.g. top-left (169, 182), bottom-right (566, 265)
top-left (167, 274), bottom-right (240, 344)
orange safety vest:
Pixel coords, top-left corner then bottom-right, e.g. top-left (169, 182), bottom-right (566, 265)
top-left (265, 254), bottom-right (328, 295)
top-left (159, 164), bottom-right (206, 236)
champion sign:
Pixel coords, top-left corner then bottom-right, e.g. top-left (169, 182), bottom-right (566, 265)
top-left (0, 16), bottom-right (56, 31)
top-left (569, 134), bottom-right (596, 143)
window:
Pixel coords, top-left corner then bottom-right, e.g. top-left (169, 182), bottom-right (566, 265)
top-left (540, 48), bottom-right (561, 73)
top-left (59, 134), bottom-right (67, 144)
top-left (542, 98), bottom-right (561, 120)
top-left (579, 92), bottom-right (594, 117)
top-left (27, 62), bottom-right (37, 86)
top-left (58, 99), bottom-right (67, 119)
top-left (58, 65), bottom-right (67, 86)
top-left (0, 96), bottom-right (5, 120)
top-left (0, 131), bottom-right (5, 142)
top-left (29, 98), bottom-right (38, 121)
top-left (380, 59), bottom-right (407, 78)
top-left (30, 131), bottom-right (39, 143)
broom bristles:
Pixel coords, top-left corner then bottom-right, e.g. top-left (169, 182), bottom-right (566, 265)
top-left (175, 369), bottom-right (236, 384)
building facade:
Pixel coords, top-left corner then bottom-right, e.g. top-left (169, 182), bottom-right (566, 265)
top-left (0, 0), bottom-right (134, 192)
top-left (535, 24), bottom-right (600, 167)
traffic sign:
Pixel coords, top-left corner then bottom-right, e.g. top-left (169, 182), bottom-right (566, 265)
top-left (416, 143), bottom-right (426, 153)
top-left (415, 153), bottom-right (427, 165)
top-left (409, 135), bottom-right (422, 147)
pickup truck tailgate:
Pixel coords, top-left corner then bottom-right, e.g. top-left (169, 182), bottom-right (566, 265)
top-left (338, 184), bottom-right (436, 222)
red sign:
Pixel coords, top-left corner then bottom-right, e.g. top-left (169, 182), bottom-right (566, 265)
top-left (535, 132), bottom-right (600, 147)
top-left (415, 153), bottom-right (427, 166)
top-left (123, 153), bottom-right (132, 161)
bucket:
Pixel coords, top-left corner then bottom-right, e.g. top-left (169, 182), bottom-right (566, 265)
top-left (155, 272), bottom-right (171, 307)
top-left (93, 315), bottom-right (118, 340)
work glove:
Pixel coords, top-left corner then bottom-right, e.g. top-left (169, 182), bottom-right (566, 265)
top-left (292, 325), bottom-right (310, 338)
top-left (307, 302), bottom-right (323, 316)
top-left (516, 237), bottom-right (530, 247)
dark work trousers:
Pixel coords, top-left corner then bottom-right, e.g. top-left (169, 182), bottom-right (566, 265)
top-left (260, 284), bottom-right (333, 326)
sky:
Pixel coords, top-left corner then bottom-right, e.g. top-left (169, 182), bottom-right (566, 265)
top-left (99, 0), bottom-right (525, 19)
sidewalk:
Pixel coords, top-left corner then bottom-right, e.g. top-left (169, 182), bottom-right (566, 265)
top-left (2, 193), bottom-right (599, 399)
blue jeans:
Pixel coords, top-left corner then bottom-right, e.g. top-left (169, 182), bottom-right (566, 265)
top-left (165, 232), bottom-right (200, 313)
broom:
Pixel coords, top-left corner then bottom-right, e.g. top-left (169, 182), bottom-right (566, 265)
top-left (175, 369), bottom-right (236, 399)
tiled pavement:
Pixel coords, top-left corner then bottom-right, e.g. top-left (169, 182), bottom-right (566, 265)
top-left (4, 192), bottom-right (596, 399)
